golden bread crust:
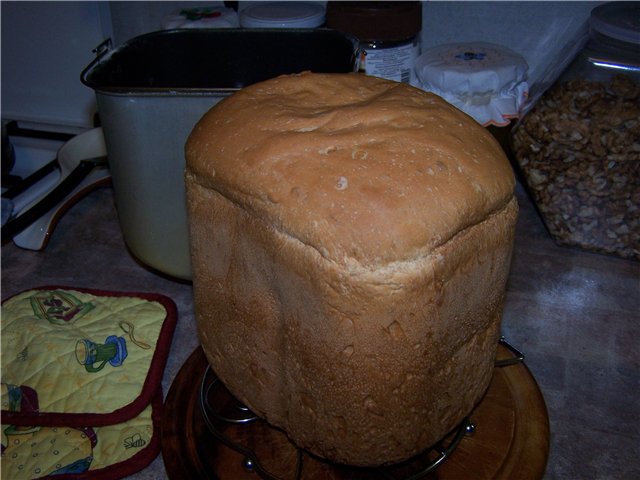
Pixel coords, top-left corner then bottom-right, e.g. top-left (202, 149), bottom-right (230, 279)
top-left (186, 72), bottom-right (518, 466)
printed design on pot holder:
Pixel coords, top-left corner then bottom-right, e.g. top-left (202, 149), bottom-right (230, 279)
top-left (75, 336), bottom-right (128, 373)
top-left (2, 383), bottom-right (98, 478)
top-left (1, 382), bottom-right (159, 480)
top-left (2, 288), bottom-right (170, 417)
top-left (29, 290), bottom-right (94, 325)
top-left (74, 320), bottom-right (152, 374)
top-left (1, 287), bottom-right (177, 480)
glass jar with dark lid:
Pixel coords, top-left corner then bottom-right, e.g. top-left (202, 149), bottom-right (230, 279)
top-left (326, 1), bottom-right (422, 85)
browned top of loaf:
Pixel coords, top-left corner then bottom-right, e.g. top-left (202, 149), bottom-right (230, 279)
top-left (186, 72), bottom-right (515, 266)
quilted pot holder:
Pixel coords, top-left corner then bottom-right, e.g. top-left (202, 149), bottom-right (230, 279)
top-left (1, 287), bottom-right (177, 479)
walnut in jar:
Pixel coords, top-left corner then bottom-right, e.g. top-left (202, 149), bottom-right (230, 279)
top-left (512, 74), bottom-right (640, 259)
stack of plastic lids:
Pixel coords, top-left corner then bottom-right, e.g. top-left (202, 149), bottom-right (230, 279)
top-left (415, 42), bottom-right (529, 126)
top-left (239, 1), bottom-right (326, 28)
top-left (162, 7), bottom-right (240, 29)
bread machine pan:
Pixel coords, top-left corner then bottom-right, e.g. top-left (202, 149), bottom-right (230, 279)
top-left (81, 28), bottom-right (358, 280)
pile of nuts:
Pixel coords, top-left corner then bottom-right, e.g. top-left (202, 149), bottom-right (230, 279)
top-left (512, 74), bottom-right (639, 259)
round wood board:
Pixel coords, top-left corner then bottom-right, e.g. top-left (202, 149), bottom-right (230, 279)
top-left (161, 345), bottom-right (549, 479)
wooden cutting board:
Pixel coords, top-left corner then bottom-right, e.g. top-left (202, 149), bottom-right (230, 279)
top-left (161, 344), bottom-right (549, 479)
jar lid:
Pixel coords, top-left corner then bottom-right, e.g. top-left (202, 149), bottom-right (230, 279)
top-left (326, 1), bottom-right (421, 42)
top-left (415, 42), bottom-right (529, 127)
top-left (240, 2), bottom-right (325, 29)
top-left (590, 2), bottom-right (640, 45)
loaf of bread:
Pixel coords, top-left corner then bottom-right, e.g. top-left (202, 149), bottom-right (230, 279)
top-left (185, 72), bottom-right (518, 466)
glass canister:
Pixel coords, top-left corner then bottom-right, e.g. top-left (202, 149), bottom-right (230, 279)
top-left (326, 1), bottom-right (422, 85)
top-left (511, 1), bottom-right (639, 259)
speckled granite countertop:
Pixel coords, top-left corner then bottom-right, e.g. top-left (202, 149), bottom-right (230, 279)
top-left (2, 181), bottom-right (638, 479)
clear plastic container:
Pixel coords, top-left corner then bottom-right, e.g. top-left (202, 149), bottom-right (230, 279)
top-left (511, 2), bottom-right (640, 259)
